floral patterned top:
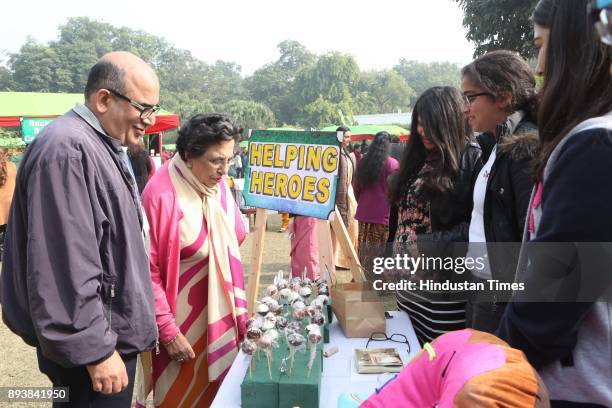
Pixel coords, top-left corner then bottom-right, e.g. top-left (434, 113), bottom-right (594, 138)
top-left (395, 165), bottom-right (432, 245)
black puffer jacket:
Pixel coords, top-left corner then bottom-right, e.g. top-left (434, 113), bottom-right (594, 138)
top-left (477, 111), bottom-right (539, 287)
top-left (426, 142), bottom-right (482, 242)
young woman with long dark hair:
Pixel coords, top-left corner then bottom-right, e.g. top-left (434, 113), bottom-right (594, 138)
top-left (497, 1), bottom-right (612, 406)
top-left (388, 86), bottom-right (481, 345)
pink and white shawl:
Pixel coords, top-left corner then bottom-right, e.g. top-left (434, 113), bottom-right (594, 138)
top-left (137, 156), bottom-right (247, 406)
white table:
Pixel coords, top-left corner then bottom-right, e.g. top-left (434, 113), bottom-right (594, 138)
top-left (211, 311), bottom-right (420, 408)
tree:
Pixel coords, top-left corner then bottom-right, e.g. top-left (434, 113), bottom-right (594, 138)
top-left (218, 100), bottom-right (276, 131)
top-left (359, 70), bottom-right (415, 113)
top-left (351, 92), bottom-right (378, 116)
top-left (9, 39), bottom-right (72, 92)
top-left (453, 0), bottom-right (539, 58)
top-left (245, 40), bottom-right (315, 124)
top-left (156, 48), bottom-right (208, 94)
top-left (298, 96), bottom-right (353, 128)
top-left (294, 52), bottom-right (360, 105)
top-left (0, 66), bottom-right (14, 91)
top-left (291, 52), bottom-right (362, 127)
top-left (202, 61), bottom-right (249, 104)
top-left (276, 40), bottom-right (315, 74)
top-left (393, 60), bottom-right (461, 104)
top-left (160, 90), bottom-right (214, 123)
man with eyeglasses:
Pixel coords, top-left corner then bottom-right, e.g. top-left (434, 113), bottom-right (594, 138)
top-left (1, 51), bottom-right (159, 407)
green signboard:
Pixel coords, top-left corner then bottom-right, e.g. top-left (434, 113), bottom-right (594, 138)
top-left (21, 118), bottom-right (55, 144)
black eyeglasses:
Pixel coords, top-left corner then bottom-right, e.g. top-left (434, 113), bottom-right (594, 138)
top-left (462, 92), bottom-right (492, 106)
top-left (107, 89), bottom-right (161, 119)
top-left (366, 332), bottom-right (411, 354)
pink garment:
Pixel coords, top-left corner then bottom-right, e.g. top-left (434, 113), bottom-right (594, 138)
top-left (353, 157), bottom-right (399, 226)
top-left (289, 216), bottom-right (319, 280)
top-left (529, 182), bottom-right (543, 235)
top-left (141, 162), bottom-right (246, 344)
top-left (362, 329), bottom-right (543, 408)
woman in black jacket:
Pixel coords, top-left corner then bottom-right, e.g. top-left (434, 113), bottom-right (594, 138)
top-left (388, 86), bottom-right (481, 345)
top-left (461, 50), bottom-right (539, 333)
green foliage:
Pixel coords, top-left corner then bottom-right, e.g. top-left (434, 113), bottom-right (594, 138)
top-left (0, 128), bottom-right (19, 138)
top-left (9, 39), bottom-right (68, 92)
top-left (294, 52), bottom-right (360, 105)
top-left (351, 92), bottom-right (378, 116)
top-left (2, 17), bottom-right (476, 130)
top-left (298, 97), bottom-right (350, 128)
top-left (393, 60), bottom-right (461, 105)
top-left (246, 40), bottom-right (316, 124)
top-left (203, 61), bottom-right (249, 104)
top-left (218, 100), bottom-right (276, 131)
top-left (358, 70), bottom-right (415, 113)
top-left (160, 90), bottom-right (214, 123)
top-left (453, 0), bottom-right (539, 58)
top-left (0, 65), bottom-right (15, 91)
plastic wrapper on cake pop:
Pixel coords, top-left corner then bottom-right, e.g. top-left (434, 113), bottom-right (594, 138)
top-left (305, 305), bottom-right (317, 318)
top-left (310, 312), bottom-right (326, 327)
top-left (260, 296), bottom-right (276, 307)
top-left (310, 298), bottom-right (323, 311)
top-left (291, 299), bottom-right (306, 311)
top-left (299, 286), bottom-right (312, 300)
top-left (286, 331), bottom-right (307, 354)
top-left (316, 294), bottom-right (329, 306)
top-left (288, 291), bottom-right (302, 304)
top-left (257, 332), bottom-right (279, 353)
top-left (255, 302), bottom-right (270, 317)
top-left (241, 339), bottom-right (258, 356)
top-left (265, 283), bottom-right (279, 298)
top-left (246, 316), bottom-right (263, 330)
top-left (279, 288), bottom-right (292, 303)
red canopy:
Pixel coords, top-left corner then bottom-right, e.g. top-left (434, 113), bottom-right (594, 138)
top-left (145, 114), bottom-right (180, 134)
top-left (0, 117), bottom-right (20, 127)
top-left (0, 92), bottom-right (176, 133)
top-left (0, 114), bottom-right (179, 134)
top-left (351, 133), bottom-right (411, 142)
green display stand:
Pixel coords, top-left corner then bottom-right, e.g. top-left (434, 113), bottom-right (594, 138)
top-left (324, 304), bottom-right (332, 343)
top-left (241, 349), bottom-right (282, 408)
top-left (241, 338), bottom-right (324, 408)
top-left (278, 346), bottom-right (323, 408)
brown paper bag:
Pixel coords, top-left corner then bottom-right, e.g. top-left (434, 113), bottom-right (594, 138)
top-left (331, 281), bottom-right (386, 338)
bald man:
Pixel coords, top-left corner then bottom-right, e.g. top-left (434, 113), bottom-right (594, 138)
top-left (1, 52), bottom-right (159, 407)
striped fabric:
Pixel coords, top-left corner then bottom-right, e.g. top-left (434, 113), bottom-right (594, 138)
top-left (151, 155), bottom-right (247, 407)
top-left (397, 290), bottom-right (466, 346)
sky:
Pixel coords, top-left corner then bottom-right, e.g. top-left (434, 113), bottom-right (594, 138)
top-left (0, 0), bottom-right (476, 76)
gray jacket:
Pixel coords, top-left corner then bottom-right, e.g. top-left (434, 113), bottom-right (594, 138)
top-left (0, 106), bottom-right (157, 368)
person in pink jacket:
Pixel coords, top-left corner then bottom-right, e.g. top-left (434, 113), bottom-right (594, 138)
top-left (353, 131), bottom-right (399, 274)
top-left (361, 329), bottom-right (549, 408)
top-left (138, 113), bottom-right (248, 407)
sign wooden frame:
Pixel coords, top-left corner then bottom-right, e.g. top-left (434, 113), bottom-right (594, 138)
top-left (246, 207), bottom-right (363, 314)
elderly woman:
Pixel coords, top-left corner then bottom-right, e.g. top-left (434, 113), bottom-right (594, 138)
top-left (140, 113), bottom-right (247, 407)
